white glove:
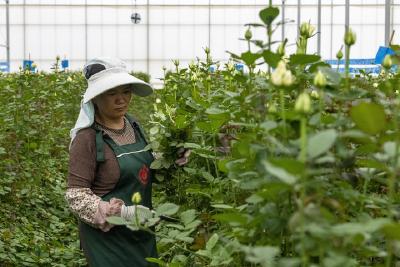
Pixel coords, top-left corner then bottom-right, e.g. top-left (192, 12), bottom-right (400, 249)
top-left (120, 204), bottom-right (154, 223)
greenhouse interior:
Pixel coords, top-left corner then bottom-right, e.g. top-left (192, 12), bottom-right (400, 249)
top-left (1, 0), bottom-right (400, 266)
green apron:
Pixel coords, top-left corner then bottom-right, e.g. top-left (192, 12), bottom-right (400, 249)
top-left (79, 118), bottom-right (158, 267)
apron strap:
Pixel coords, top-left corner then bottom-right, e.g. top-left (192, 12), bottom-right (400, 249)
top-left (125, 115), bottom-right (149, 145)
top-left (95, 130), bottom-right (105, 163)
top-left (93, 115), bottom-right (150, 163)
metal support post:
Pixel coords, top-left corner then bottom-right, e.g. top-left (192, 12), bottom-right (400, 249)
top-left (297, 0), bottom-right (301, 39)
top-left (146, 0), bottom-right (149, 74)
top-left (317, 0), bottom-right (321, 55)
top-left (281, 0), bottom-right (285, 42)
top-left (6, 0), bottom-right (10, 70)
top-left (345, 0), bottom-right (350, 61)
top-left (385, 0), bottom-right (391, 46)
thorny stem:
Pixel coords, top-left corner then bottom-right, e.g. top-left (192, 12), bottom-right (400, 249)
top-left (299, 116), bottom-right (308, 267)
top-left (280, 89), bottom-right (287, 140)
top-left (345, 45), bottom-right (350, 91)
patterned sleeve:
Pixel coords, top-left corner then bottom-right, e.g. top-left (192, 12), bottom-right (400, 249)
top-left (65, 188), bottom-right (124, 231)
top-left (65, 187), bottom-right (102, 227)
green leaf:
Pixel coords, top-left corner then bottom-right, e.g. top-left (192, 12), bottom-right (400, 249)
top-left (263, 161), bottom-right (298, 185)
top-left (241, 51), bottom-right (261, 66)
top-left (356, 159), bottom-right (388, 171)
top-left (350, 102), bottom-right (386, 135)
top-left (205, 107), bottom-right (227, 115)
top-left (150, 159), bottom-right (163, 169)
top-left (268, 158), bottom-right (305, 176)
top-left (260, 120), bottom-right (278, 132)
top-left (206, 233), bottom-right (219, 251)
top-left (106, 216), bottom-right (126, 225)
top-left (196, 120), bottom-right (225, 133)
top-left (149, 126), bottom-right (159, 135)
top-left (242, 245), bottom-right (279, 266)
top-left (213, 212), bottom-right (248, 225)
top-left (289, 54), bottom-right (321, 65)
top-left (331, 218), bottom-right (391, 236)
top-left (218, 159), bottom-right (229, 173)
top-left (183, 142), bottom-right (202, 149)
top-left (211, 204), bottom-right (234, 209)
top-left (307, 129), bottom-right (338, 159)
top-left (202, 171), bottom-right (215, 182)
top-left (146, 257), bottom-right (166, 266)
top-left (156, 203), bottom-right (179, 216)
top-left (175, 114), bottom-right (188, 129)
top-left (259, 6), bottom-right (279, 25)
top-left (180, 209), bottom-right (196, 225)
top-left (262, 50), bottom-right (281, 68)
top-left (382, 223), bottom-right (400, 240)
top-left (319, 66), bottom-right (341, 86)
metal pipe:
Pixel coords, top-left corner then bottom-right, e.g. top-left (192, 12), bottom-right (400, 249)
top-left (23, 0), bottom-right (26, 59)
top-left (146, 0), bottom-right (149, 74)
top-left (85, 0), bottom-right (88, 62)
top-left (6, 0), bottom-right (10, 70)
top-left (281, 0), bottom-right (285, 42)
top-left (385, 0), bottom-right (391, 46)
top-left (330, 0), bottom-right (333, 59)
top-left (345, 0), bottom-right (349, 32)
top-left (345, 0), bottom-right (349, 61)
top-left (297, 0), bottom-right (301, 39)
top-left (208, 0), bottom-right (211, 49)
top-left (317, 0), bottom-right (321, 55)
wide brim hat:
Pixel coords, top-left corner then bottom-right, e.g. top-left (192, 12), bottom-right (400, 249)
top-left (82, 57), bottom-right (153, 103)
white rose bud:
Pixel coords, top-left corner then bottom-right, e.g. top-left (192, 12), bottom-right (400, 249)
top-left (245, 28), bottom-right (252, 40)
top-left (313, 70), bottom-right (327, 88)
top-left (382, 55), bottom-right (392, 69)
top-left (271, 61), bottom-right (294, 87)
top-left (277, 42), bottom-right (286, 56)
top-left (310, 90), bottom-right (320, 99)
top-left (300, 22), bottom-right (315, 38)
top-left (268, 102), bottom-right (277, 113)
top-left (131, 192), bottom-right (142, 204)
top-left (295, 92), bottom-right (312, 114)
top-left (336, 48), bottom-right (343, 60)
top-left (155, 98), bottom-right (161, 104)
top-left (344, 28), bottom-right (356, 46)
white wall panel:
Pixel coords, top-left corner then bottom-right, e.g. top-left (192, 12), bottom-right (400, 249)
top-left (87, 6), bottom-right (103, 24)
top-left (40, 6), bottom-right (56, 25)
top-left (40, 26), bottom-right (56, 59)
top-left (0, 1), bottom-right (397, 82)
top-left (132, 26), bottom-right (147, 59)
top-left (149, 25), bottom-right (164, 59)
top-left (116, 26), bottom-right (133, 59)
top-left (163, 26), bottom-right (180, 59)
top-left (25, 6), bottom-right (42, 24)
top-left (86, 25), bottom-right (102, 58)
top-left (179, 25), bottom-right (195, 59)
top-left (70, 26), bottom-right (86, 60)
top-left (102, 26), bottom-right (118, 56)
top-left (193, 25), bottom-right (209, 57)
top-left (55, 26), bottom-right (71, 58)
top-left (25, 25), bottom-right (41, 58)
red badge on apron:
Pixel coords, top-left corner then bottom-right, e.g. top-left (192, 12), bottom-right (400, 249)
top-left (138, 164), bottom-right (149, 185)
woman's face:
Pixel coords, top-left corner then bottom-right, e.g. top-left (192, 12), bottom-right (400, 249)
top-left (94, 84), bottom-right (132, 120)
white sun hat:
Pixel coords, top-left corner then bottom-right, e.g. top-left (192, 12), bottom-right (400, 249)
top-left (70, 57), bottom-right (153, 147)
top-left (82, 57), bottom-right (153, 103)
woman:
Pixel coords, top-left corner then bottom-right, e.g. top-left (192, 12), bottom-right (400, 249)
top-left (66, 57), bottom-right (158, 267)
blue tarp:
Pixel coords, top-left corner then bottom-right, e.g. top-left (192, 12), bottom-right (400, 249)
top-left (0, 62), bottom-right (9, 72)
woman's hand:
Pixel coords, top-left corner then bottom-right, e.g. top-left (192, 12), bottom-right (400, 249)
top-left (175, 148), bottom-right (191, 166)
